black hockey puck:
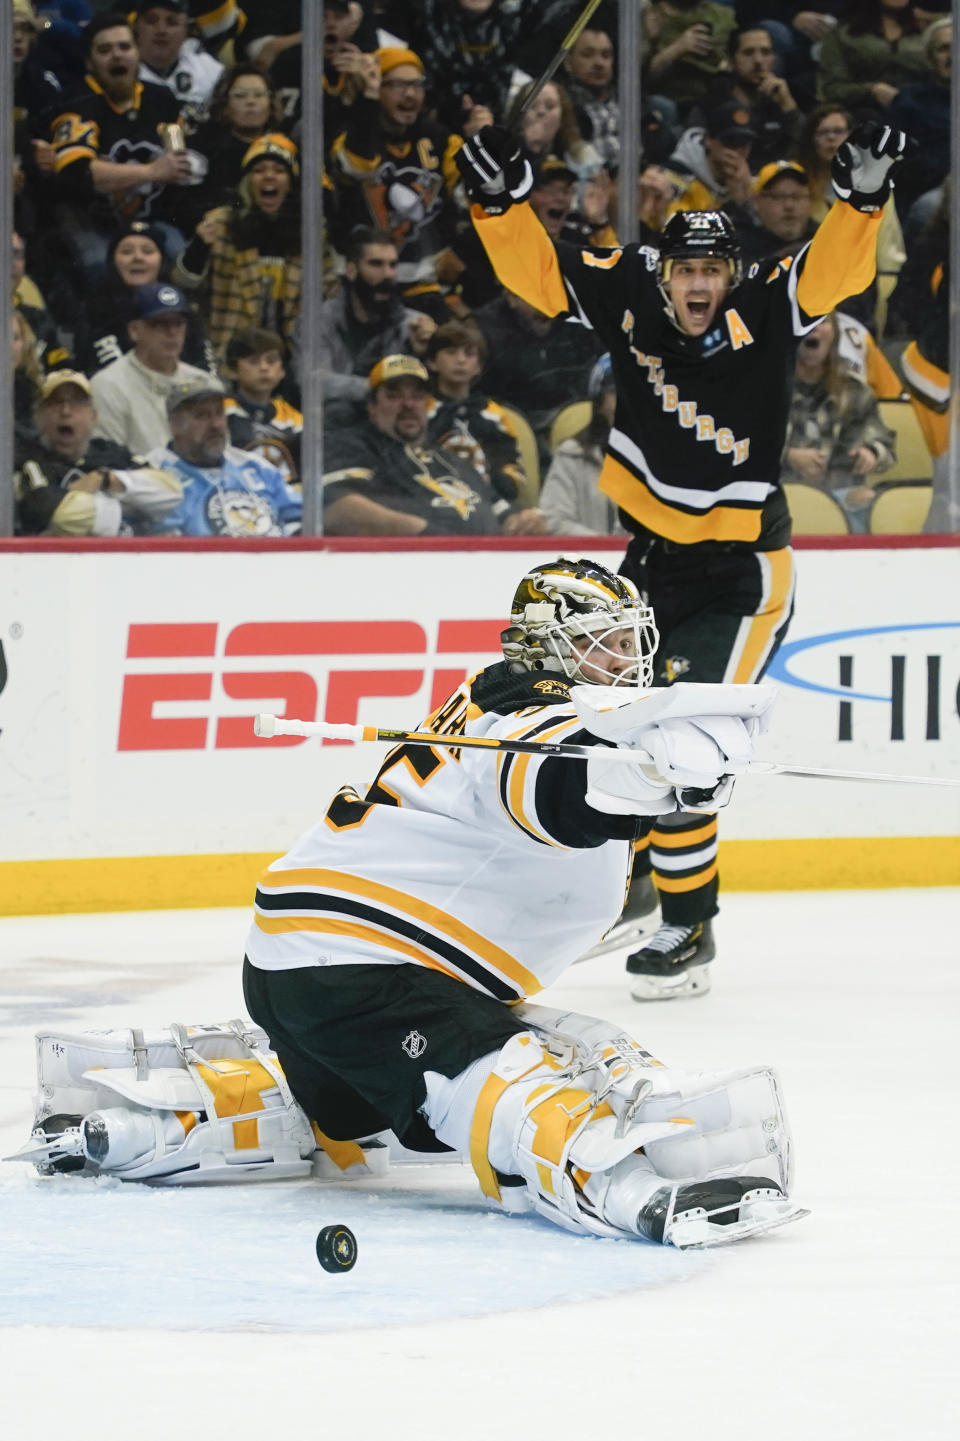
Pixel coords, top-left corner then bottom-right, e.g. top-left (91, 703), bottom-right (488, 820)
top-left (316, 1224), bottom-right (357, 1273)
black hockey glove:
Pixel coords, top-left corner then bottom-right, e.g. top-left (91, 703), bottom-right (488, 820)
top-left (455, 124), bottom-right (534, 215)
top-left (831, 121), bottom-right (908, 214)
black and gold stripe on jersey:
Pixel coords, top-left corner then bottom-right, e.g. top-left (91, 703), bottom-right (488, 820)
top-left (253, 866), bottom-right (541, 1001)
top-left (496, 710), bottom-right (588, 848)
top-left (491, 704), bottom-right (640, 852)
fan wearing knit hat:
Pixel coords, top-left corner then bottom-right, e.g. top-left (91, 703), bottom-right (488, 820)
top-left (329, 46), bottom-right (464, 322)
top-left (176, 132), bottom-right (302, 358)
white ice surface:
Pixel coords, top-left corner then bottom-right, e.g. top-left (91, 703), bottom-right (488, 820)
top-left (1, 891), bottom-right (957, 1440)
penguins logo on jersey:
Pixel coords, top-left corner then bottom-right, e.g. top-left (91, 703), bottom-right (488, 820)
top-left (108, 135), bottom-right (166, 216)
top-left (663, 655), bottom-right (691, 684)
top-left (205, 488), bottom-right (278, 536)
top-left (369, 161), bottom-right (443, 242)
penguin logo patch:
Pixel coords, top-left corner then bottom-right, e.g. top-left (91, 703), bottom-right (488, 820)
top-left (402, 1029), bottom-right (427, 1059)
top-left (663, 655), bottom-right (691, 684)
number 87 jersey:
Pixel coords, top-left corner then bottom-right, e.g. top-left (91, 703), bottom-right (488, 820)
top-left (469, 197), bottom-right (885, 548)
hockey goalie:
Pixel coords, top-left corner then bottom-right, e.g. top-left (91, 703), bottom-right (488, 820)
top-left (7, 557), bottom-right (808, 1250)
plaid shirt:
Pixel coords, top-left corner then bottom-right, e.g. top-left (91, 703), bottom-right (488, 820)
top-left (176, 206), bottom-right (302, 359)
top-left (782, 377), bottom-right (896, 488)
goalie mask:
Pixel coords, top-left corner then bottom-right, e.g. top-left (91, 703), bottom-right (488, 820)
top-left (502, 558), bottom-right (658, 687)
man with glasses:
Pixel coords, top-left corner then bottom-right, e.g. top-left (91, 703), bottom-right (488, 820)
top-left (331, 47), bottom-right (464, 320)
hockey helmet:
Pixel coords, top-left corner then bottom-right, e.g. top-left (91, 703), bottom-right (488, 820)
top-left (657, 210), bottom-right (743, 315)
top-left (501, 557), bottom-right (658, 687)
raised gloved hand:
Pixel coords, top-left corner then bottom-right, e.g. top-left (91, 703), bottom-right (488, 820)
top-left (585, 715), bottom-right (753, 817)
top-left (575, 682), bottom-right (775, 817)
top-left (455, 124), bottom-right (534, 215)
top-left (831, 121), bottom-right (908, 214)
top-left (585, 747), bottom-right (678, 818)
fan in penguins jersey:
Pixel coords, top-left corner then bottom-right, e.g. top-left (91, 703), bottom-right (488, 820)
top-left (239, 557), bottom-right (809, 1249)
top-left (455, 118), bottom-right (909, 1001)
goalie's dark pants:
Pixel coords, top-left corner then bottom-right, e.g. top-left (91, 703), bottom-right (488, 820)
top-left (243, 957), bottom-right (526, 1151)
top-left (619, 536), bottom-right (796, 927)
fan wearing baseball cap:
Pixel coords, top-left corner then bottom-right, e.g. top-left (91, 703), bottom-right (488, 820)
top-left (14, 369), bottom-right (183, 537)
top-left (142, 372), bottom-right (303, 537)
top-left (663, 100), bottom-right (758, 221)
top-left (90, 283), bottom-right (215, 454)
top-left (322, 354), bottom-right (510, 537)
top-left (744, 160), bottom-right (816, 260)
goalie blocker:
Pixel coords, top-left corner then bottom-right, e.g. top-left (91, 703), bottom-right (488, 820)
top-left (6, 1006), bottom-right (807, 1249)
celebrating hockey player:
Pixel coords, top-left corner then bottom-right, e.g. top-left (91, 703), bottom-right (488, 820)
top-left (455, 120), bottom-right (908, 1001)
top-left (9, 558), bottom-right (808, 1249)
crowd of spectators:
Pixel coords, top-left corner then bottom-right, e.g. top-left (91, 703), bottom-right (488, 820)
top-left (8, 0), bottom-right (955, 537)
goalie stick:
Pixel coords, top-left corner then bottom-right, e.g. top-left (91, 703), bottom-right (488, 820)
top-left (253, 714), bottom-right (960, 788)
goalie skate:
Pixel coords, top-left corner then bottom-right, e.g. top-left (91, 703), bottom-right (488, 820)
top-left (638, 1175), bottom-right (810, 1249)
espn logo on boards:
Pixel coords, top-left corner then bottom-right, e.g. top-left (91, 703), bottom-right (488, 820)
top-left (117, 620), bottom-right (503, 751)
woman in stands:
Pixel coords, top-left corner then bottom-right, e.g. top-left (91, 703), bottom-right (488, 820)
top-left (72, 221), bottom-right (215, 378)
top-left (793, 103), bottom-right (853, 221)
top-left (505, 79), bottom-right (601, 180)
top-left (175, 133), bottom-right (302, 363)
top-left (186, 64), bottom-right (282, 225)
top-left (781, 311), bottom-right (896, 532)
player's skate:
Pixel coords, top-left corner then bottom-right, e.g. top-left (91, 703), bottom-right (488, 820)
top-left (637, 1174), bottom-right (809, 1248)
top-left (627, 919), bottom-right (715, 1000)
top-left (578, 872), bottom-right (658, 961)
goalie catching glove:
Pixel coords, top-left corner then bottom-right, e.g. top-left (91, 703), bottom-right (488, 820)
top-left (831, 121), bottom-right (908, 214)
top-left (455, 124), bottom-right (534, 215)
top-left (572, 681), bottom-right (776, 817)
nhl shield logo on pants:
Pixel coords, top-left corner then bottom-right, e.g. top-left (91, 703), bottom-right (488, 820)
top-left (402, 1029), bottom-right (427, 1059)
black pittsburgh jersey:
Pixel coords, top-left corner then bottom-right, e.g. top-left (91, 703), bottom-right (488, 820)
top-left (323, 421), bottom-right (502, 535)
top-left (473, 201), bottom-right (882, 548)
top-left (50, 76), bottom-right (183, 227)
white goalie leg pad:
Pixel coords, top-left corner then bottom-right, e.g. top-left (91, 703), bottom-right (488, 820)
top-left (421, 1008), bottom-right (801, 1242)
top-left (4, 1021), bottom-right (333, 1184)
top-left (422, 1032), bottom-right (694, 1239)
top-left (636, 1064), bottom-right (795, 1195)
top-left (514, 1005), bottom-right (794, 1195)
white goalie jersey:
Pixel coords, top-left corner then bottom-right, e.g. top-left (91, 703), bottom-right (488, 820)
top-left (245, 667), bottom-right (638, 1000)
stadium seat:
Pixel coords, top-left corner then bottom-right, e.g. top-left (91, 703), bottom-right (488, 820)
top-left (549, 402), bottom-right (592, 452)
top-left (868, 485), bottom-right (932, 534)
top-left (782, 483), bottom-right (850, 535)
top-left (497, 404), bottom-right (540, 505)
top-left (876, 401), bottom-right (933, 483)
